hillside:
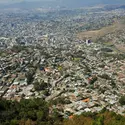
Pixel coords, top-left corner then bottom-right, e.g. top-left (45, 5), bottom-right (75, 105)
top-left (77, 20), bottom-right (125, 41)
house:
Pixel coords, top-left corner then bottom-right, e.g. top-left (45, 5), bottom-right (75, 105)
top-left (84, 108), bottom-right (91, 112)
top-left (13, 81), bottom-right (19, 85)
top-left (82, 98), bottom-right (90, 103)
top-left (69, 115), bottom-right (74, 119)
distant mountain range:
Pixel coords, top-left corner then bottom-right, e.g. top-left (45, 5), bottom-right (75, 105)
top-left (1, 0), bottom-right (125, 9)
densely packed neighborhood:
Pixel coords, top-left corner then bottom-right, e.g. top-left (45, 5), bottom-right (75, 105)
top-left (0, 5), bottom-right (125, 118)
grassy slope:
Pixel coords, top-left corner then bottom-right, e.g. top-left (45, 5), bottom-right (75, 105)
top-left (77, 20), bottom-right (125, 41)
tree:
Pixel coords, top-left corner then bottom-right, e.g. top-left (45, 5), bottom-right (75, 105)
top-left (27, 111), bottom-right (36, 120)
top-left (10, 119), bottom-right (18, 125)
top-left (37, 111), bottom-right (44, 121)
top-left (26, 69), bottom-right (35, 84)
top-left (34, 80), bottom-right (48, 91)
top-left (119, 96), bottom-right (125, 105)
top-left (93, 115), bottom-right (104, 125)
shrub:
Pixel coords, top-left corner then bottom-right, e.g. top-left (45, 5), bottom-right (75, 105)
top-left (119, 96), bottom-right (125, 105)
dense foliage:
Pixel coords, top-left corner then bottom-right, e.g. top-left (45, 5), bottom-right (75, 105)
top-left (119, 96), bottom-right (125, 105)
top-left (64, 110), bottom-right (125, 125)
top-left (1, 99), bottom-right (125, 125)
top-left (0, 99), bottom-right (62, 125)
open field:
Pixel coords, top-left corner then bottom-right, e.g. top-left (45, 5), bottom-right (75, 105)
top-left (77, 20), bottom-right (125, 41)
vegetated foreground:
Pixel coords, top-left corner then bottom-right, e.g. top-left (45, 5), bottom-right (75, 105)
top-left (1, 98), bottom-right (125, 125)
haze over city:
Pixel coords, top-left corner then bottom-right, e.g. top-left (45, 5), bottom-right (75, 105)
top-left (0, 0), bottom-right (125, 8)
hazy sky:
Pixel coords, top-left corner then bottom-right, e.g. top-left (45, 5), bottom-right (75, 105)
top-left (0, 0), bottom-right (124, 5)
top-left (0, 0), bottom-right (41, 4)
top-left (0, 0), bottom-right (54, 3)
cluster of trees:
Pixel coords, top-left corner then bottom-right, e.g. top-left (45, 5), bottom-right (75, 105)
top-left (11, 45), bottom-right (28, 53)
top-left (119, 96), bottom-right (125, 106)
top-left (34, 80), bottom-right (48, 91)
top-left (0, 99), bottom-right (63, 125)
top-left (26, 68), bottom-right (36, 84)
top-left (64, 110), bottom-right (125, 125)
